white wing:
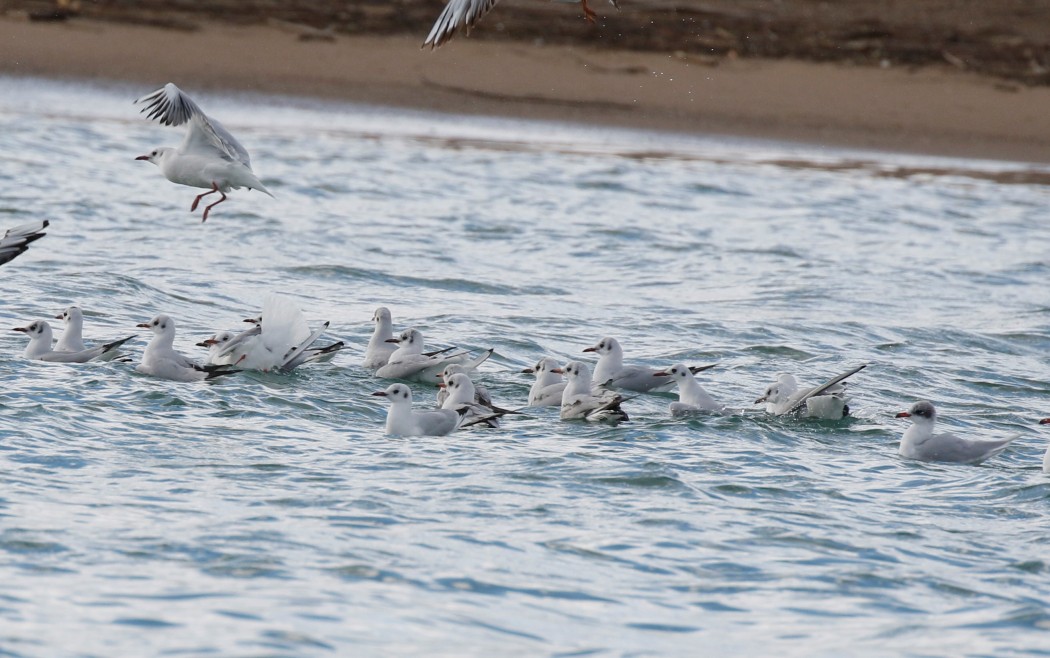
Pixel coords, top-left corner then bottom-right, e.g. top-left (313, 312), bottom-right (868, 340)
top-left (423, 0), bottom-right (502, 48)
top-left (136, 83), bottom-right (252, 167)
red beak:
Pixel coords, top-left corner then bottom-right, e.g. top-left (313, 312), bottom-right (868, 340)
top-left (11, 327), bottom-right (27, 333)
top-left (653, 371), bottom-right (668, 377)
top-left (135, 155), bottom-right (150, 161)
top-left (550, 368), bottom-right (564, 374)
top-left (1040, 418), bottom-right (1050, 425)
top-left (385, 338), bottom-right (400, 344)
top-left (582, 346), bottom-right (597, 353)
top-left (895, 411), bottom-right (911, 418)
top-left (371, 391), bottom-right (388, 397)
top-left (136, 322), bottom-right (151, 329)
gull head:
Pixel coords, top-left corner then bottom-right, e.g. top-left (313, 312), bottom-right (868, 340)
top-left (372, 383), bottom-right (412, 404)
top-left (583, 337), bottom-right (621, 357)
top-left (563, 360), bottom-right (591, 382)
top-left (135, 147), bottom-right (174, 165)
top-left (444, 372), bottom-right (475, 403)
top-left (373, 307), bottom-right (392, 324)
top-left (12, 320), bottom-right (51, 341)
top-left (755, 374), bottom-right (797, 405)
top-left (523, 356), bottom-right (563, 377)
top-left (56, 305), bottom-right (82, 325)
top-left (387, 328), bottom-right (422, 348)
top-left (137, 314), bottom-right (175, 336)
top-left (896, 400), bottom-right (937, 425)
top-left (197, 331), bottom-right (234, 349)
top-left (438, 363), bottom-right (468, 382)
top-left (654, 363), bottom-right (691, 383)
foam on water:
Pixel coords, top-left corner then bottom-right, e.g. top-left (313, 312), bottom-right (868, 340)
top-left (1, 76), bottom-right (1049, 656)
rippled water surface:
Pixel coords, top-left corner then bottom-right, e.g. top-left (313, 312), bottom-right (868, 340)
top-left (1, 76), bottom-right (1049, 656)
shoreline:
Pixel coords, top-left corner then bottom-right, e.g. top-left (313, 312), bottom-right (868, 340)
top-left (3, 16), bottom-right (1050, 166)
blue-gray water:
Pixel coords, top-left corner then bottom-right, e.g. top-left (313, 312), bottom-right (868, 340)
top-left (1, 76), bottom-right (1049, 656)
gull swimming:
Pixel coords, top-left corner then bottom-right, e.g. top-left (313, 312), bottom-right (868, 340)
top-left (137, 314), bottom-right (236, 382)
top-left (13, 319), bottom-right (133, 363)
top-left (423, 0), bottom-right (619, 48)
top-left (135, 83), bottom-right (273, 222)
top-left (372, 383), bottom-right (471, 437)
top-left (561, 360), bottom-right (629, 422)
top-left (53, 305), bottom-right (126, 361)
top-left (584, 336), bottom-right (713, 392)
top-left (0, 220), bottom-right (48, 267)
top-left (755, 364), bottom-right (866, 419)
top-left (653, 363), bottom-right (725, 415)
top-left (523, 356), bottom-right (567, 407)
top-left (439, 371), bottom-right (507, 428)
top-left (363, 306), bottom-right (397, 369)
top-left (376, 328), bottom-right (492, 382)
top-left (207, 295), bottom-right (342, 372)
top-left (896, 400), bottom-right (1020, 465)
top-left (436, 363), bottom-right (493, 408)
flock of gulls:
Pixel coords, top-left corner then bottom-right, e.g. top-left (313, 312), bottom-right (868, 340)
top-left (3, 80), bottom-right (1047, 473)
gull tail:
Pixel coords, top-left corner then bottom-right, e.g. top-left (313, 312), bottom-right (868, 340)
top-left (101, 335), bottom-right (136, 357)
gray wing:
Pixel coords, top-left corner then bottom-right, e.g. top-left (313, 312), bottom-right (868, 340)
top-left (415, 409), bottom-right (463, 436)
top-left (136, 83), bottom-right (252, 167)
top-left (216, 324), bottom-right (263, 359)
top-left (928, 433), bottom-right (1020, 464)
top-left (786, 364), bottom-right (867, 415)
top-left (0, 220), bottom-right (48, 266)
top-left (423, 0), bottom-right (502, 48)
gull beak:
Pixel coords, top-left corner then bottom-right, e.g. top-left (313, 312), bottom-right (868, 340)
top-left (754, 395), bottom-right (767, 404)
top-left (371, 391), bottom-right (388, 397)
top-left (54, 313), bottom-right (63, 320)
top-left (521, 367), bottom-right (535, 374)
top-left (244, 318), bottom-right (259, 324)
top-left (582, 346), bottom-right (597, 353)
top-left (134, 154), bottom-right (150, 161)
top-left (895, 411), bottom-right (911, 418)
top-left (197, 338), bottom-right (218, 347)
top-left (136, 322), bottom-right (151, 329)
top-left (385, 338), bottom-right (400, 344)
top-left (11, 327), bottom-right (27, 333)
top-left (550, 367), bottom-right (564, 374)
top-left (436, 383), bottom-right (446, 389)
top-left (1041, 418), bottom-right (1050, 425)
top-left (653, 371), bottom-right (668, 377)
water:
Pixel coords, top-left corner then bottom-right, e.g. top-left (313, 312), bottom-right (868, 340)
top-left (1, 76), bottom-right (1049, 656)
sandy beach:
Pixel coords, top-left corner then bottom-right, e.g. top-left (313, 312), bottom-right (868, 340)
top-left (2, 9), bottom-right (1050, 164)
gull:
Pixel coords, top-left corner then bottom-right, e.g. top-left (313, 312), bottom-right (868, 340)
top-left (136, 314), bottom-right (237, 382)
top-left (436, 363), bottom-right (493, 408)
top-left (439, 371), bottom-right (508, 428)
top-left (653, 363), bottom-right (725, 415)
top-left (423, 0), bottom-right (620, 48)
top-left (135, 83), bottom-right (273, 222)
top-left (197, 330), bottom-right (238, 365)
top-left (372, 383), bottom-right (472, 437)
top-left (561, 360), bottom-right (629, 423)
top-left (363, 306), bottom-right (397, 369)
top-left (1040, 418), bottom-right (1050, 473)
top-left (583, 336), bottom-right (713, 392)
top-left (895, 401), bottom-right (1020, 465)
top-left (755, 364), bottom-right (866, 419)
top-left (522, 356), bottom-right (567, 407)
top-left (376, 328), bottom-right (492, 382)
top-left (210, 294), bottom-right (342, 372)
top-left (53, 305), bottom-right (127, 361)
top-left (13, 319), bottom-right (133, 363)
top-left (0, 220), bottom-right (48, 267)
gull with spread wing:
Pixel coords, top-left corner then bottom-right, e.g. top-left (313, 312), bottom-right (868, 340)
top-left (135, 83), bottom-right (273, 222)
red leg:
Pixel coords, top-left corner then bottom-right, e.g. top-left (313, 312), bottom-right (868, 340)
top-left (580, 0), bottom-right (597, 22)
top-left (201, 190), bottom-right (228, 223)
top-left (191, 182), bottom-right (220, 212)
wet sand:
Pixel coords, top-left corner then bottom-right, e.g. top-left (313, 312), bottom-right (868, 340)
top-left (3, 14), bottom-right (1050, 164)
